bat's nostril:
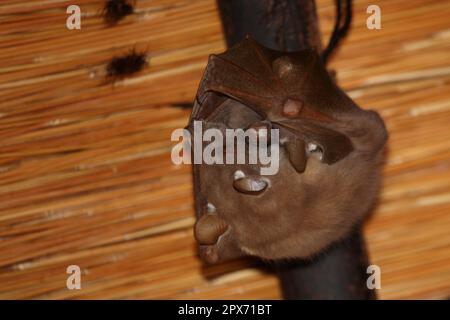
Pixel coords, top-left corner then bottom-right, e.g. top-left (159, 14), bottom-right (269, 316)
top-left (194, 214), bottom-right (229, 245)
top-left (200, 245), bottom-right (219, 264)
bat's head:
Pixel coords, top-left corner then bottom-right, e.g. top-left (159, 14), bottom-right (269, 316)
top-left (189, 37), bottom-right (387, 263)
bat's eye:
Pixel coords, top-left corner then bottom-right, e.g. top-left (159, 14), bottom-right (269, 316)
top-left (233, 170), bottom-right (268, 195)
top-left (282, 99), bottom-right (303, 117)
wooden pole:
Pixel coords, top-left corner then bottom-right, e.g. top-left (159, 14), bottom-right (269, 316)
top-left (217, 0), bottom-right (322, 52)
top-left (277, 230), bottom-right (376, 299)
top-left (216, 0), bottom-right (375, 300)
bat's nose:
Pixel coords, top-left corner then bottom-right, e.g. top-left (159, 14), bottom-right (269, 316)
top-left (194, 213), bottom-right (229, 245)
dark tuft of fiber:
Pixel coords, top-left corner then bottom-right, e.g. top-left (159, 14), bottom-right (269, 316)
top-left (174, 103), bottom-right (193, 109)
top-left (103, 0), bottom-right (134, 25)
top-left (106, 49), bottom-right (147, 81)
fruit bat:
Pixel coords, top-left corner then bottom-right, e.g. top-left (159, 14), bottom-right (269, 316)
top-left (188, 37), bottom-right (387, 264)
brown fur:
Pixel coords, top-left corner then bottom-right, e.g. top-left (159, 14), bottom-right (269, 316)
top-left (190, 37), bottom-right (387, 263)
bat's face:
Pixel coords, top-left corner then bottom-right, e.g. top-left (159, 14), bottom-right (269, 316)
top-left (189, 38), bottom-right (387, 263)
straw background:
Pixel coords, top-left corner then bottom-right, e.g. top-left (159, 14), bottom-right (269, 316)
top-left (0, 0), bottom-right (449, 299)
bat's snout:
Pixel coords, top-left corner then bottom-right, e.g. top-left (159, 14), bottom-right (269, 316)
top-left (194, 208), bottom-right (229, 246)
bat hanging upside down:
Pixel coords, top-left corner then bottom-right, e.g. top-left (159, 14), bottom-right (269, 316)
top-left (188, 36), bottom-right (387, 264)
